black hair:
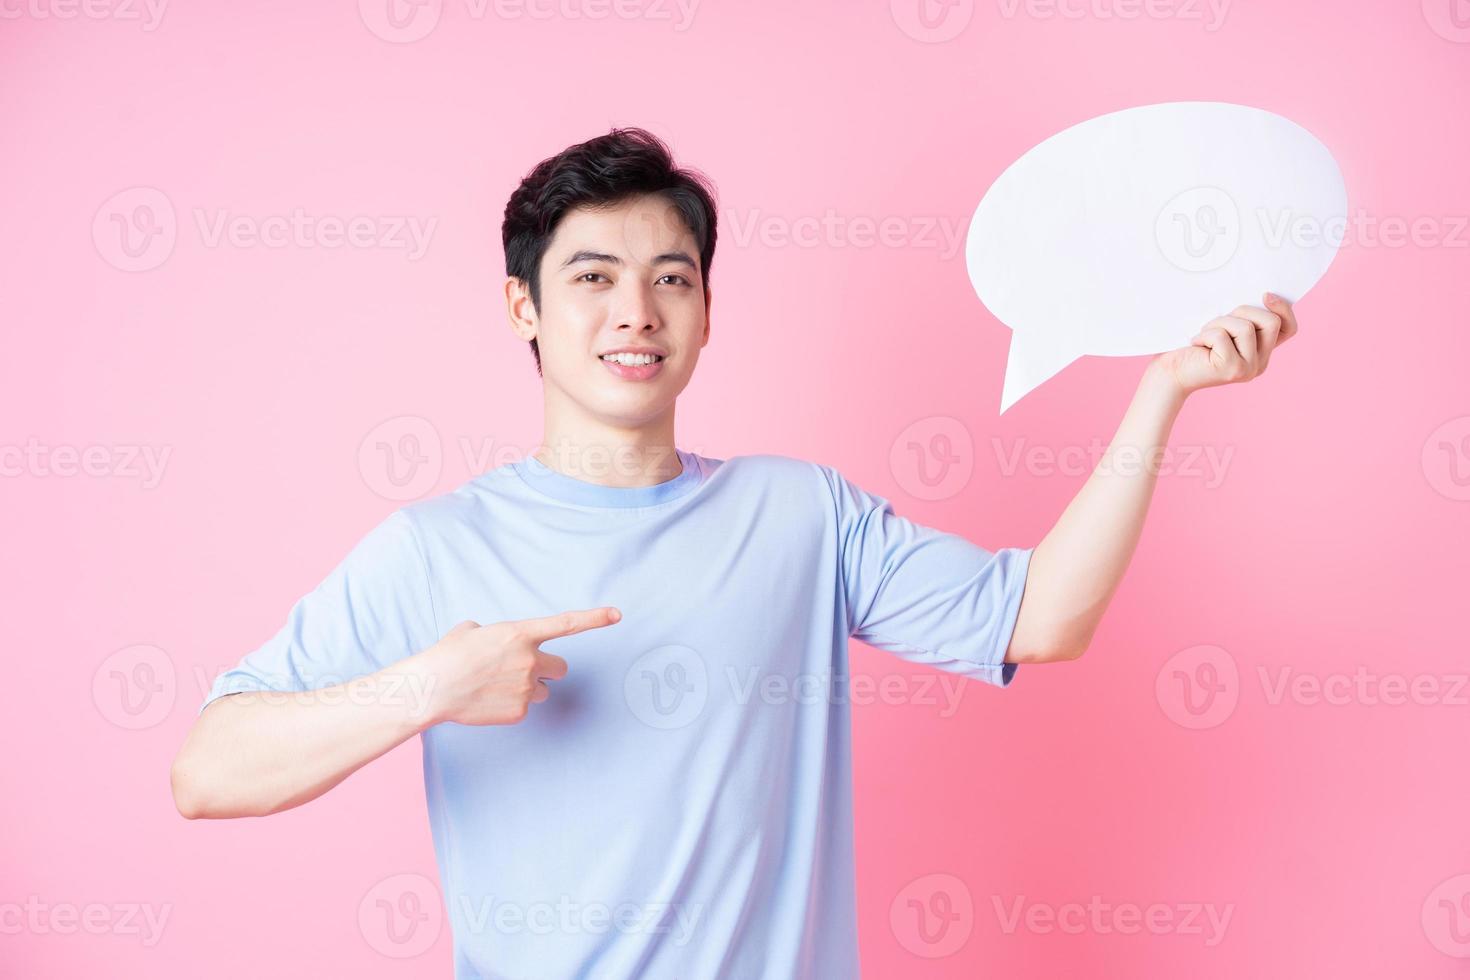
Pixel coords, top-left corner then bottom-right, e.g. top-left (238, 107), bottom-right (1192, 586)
top-left (501, 127), bottom-right (719, 375)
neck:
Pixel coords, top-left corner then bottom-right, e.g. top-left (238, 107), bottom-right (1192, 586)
top-left (534, 385), bottom-right (683, 488)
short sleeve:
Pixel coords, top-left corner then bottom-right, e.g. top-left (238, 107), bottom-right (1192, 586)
top-left (198, 509), bottom-right (440, 714)
top-left (823, 465), bottom-right (1033, 688)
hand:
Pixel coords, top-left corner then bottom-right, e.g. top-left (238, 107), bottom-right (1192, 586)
top-left (1150, 292), bottom-right (1300, 396)
top-left (409, 607), bottom-right (621, 727)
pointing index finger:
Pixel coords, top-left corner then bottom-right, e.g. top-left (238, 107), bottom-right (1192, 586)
top-left (514, 606), bottom-right (622, 641)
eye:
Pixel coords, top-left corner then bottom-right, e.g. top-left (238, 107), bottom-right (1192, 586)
top-left (577, 272), bottom-right (610, 284)
top-left (657, 274), bottom-right (692, 286)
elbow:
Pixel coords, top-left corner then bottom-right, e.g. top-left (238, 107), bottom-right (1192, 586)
top-left (171, 752), bottom-right (278, 820)
top-left (171, 746), bottom-right (245, 820)
top-left (171, 755), bottom-right (210, 820)
top-left (171, 701), bottom-right (266, 820)
top-left (1044, 638), bottom-right (1090, 662)
top-left (1007, 627), bottom-right (1093, 664)
top-left (1017, 641), bottom-right (1089, 664)
top-left (1006, 591), bottom-right (1099, 664)
top-left (1043, 624), bottom-right (1095, 662)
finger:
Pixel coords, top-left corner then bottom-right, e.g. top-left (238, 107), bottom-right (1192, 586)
top-left (534, 650), bottom-right (569, 681)
top-left (513, 606), bottom-right (622, 642)
top-left (1264, 292), bottom-right (1299, 345)
top-left (1217, 314), bottom-right (1259, 365)
top-left (1194, 318), bottom-right (1254, 371)
top-left (1192, 325), bottom-right (1247, 376)
top-left (530, 679), bottom-right (550, 704)
top-left (446, 620), bottom-right (480, 638)
top-left (1232, 303), bottom-right (1283, 369)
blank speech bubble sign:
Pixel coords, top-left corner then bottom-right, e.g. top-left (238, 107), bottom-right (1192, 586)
top-left (965, 102), bottom-right (1347, 413)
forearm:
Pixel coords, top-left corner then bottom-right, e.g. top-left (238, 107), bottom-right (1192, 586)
top-left (170, 656), bottom-right (438, 819)
top-left (1007, 361), bottom-right (1187, 660)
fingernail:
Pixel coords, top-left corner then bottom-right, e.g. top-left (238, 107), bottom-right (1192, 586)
top-left (1265, 292), bottom-right (1281, 303)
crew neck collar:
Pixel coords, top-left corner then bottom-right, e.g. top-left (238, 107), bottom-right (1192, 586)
top-left (511, 448), bottom-right (704, 508)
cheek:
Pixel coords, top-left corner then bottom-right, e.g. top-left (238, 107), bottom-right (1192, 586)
top-left (538, 299), bottom-right (603, 354)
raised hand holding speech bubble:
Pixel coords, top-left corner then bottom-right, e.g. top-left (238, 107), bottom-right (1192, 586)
top-left (966, 101), bottom-right (1347, 413)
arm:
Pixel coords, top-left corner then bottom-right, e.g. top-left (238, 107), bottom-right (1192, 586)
top-left (170, 609), bottom-right (615, 819)
top-left (1005, 292), bottom-right (1300, 663)
top-left (170, 659), bottom-right (436, 819)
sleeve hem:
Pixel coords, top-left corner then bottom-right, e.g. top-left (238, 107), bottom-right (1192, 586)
top-left (855, 545), bottom-right (1033, 689)
top-left (988, 546), bottom-right (1034, 688)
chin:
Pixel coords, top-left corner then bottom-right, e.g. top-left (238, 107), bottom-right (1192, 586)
top-left (597, 398), bottom-right (674, 427)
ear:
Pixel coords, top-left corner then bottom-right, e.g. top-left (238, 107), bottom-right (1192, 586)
top-left (702, 286), bottom-right (712, 347)
top-left (505, 276), bottom-right (537, 342)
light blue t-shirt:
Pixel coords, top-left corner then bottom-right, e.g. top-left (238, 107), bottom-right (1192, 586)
top-left (201, 449), bottom-right (1032, 979)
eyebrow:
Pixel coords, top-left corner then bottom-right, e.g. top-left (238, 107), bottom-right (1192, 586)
top-left (560, 249), bottom-right (699, 270)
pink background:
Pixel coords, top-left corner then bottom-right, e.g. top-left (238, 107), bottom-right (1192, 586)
top-left (4, 0), bottom-right (1468, 976)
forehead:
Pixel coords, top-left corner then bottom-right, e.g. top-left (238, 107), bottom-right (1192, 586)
top-left (545, 195), bottom-right (700, 266)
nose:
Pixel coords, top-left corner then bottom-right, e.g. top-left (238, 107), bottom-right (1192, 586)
top-left (615, 277), bottom-right (660, 333)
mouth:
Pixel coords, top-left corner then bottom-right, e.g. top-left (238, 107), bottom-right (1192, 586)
top-left (598, 351), bottom-right (666, 381)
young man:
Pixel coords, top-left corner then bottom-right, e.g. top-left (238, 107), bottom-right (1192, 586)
top-left (171, 128), bottom-right (1299, 978)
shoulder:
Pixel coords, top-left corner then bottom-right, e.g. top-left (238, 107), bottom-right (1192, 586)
top-left (390, 467), bottom-right (513, 537)
top-left (706, 451), bottom-right (871, 515)
top-left (702, 450), bottom-right (831, 488)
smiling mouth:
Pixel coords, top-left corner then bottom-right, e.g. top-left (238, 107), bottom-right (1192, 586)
top-left (599, 353), bottom-right (665, 366)
top-left (598, 352), bottom-right (667, 381)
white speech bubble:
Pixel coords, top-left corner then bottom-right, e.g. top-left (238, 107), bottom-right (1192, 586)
top-left (966, 101), bottom-right (1347, 413)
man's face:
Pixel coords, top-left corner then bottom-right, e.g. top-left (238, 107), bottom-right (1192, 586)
top-left (516, 193), bottom-right (711, 430)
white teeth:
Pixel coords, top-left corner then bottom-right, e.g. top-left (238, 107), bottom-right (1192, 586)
top-left (601, 352), bottom-right (662, 366)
